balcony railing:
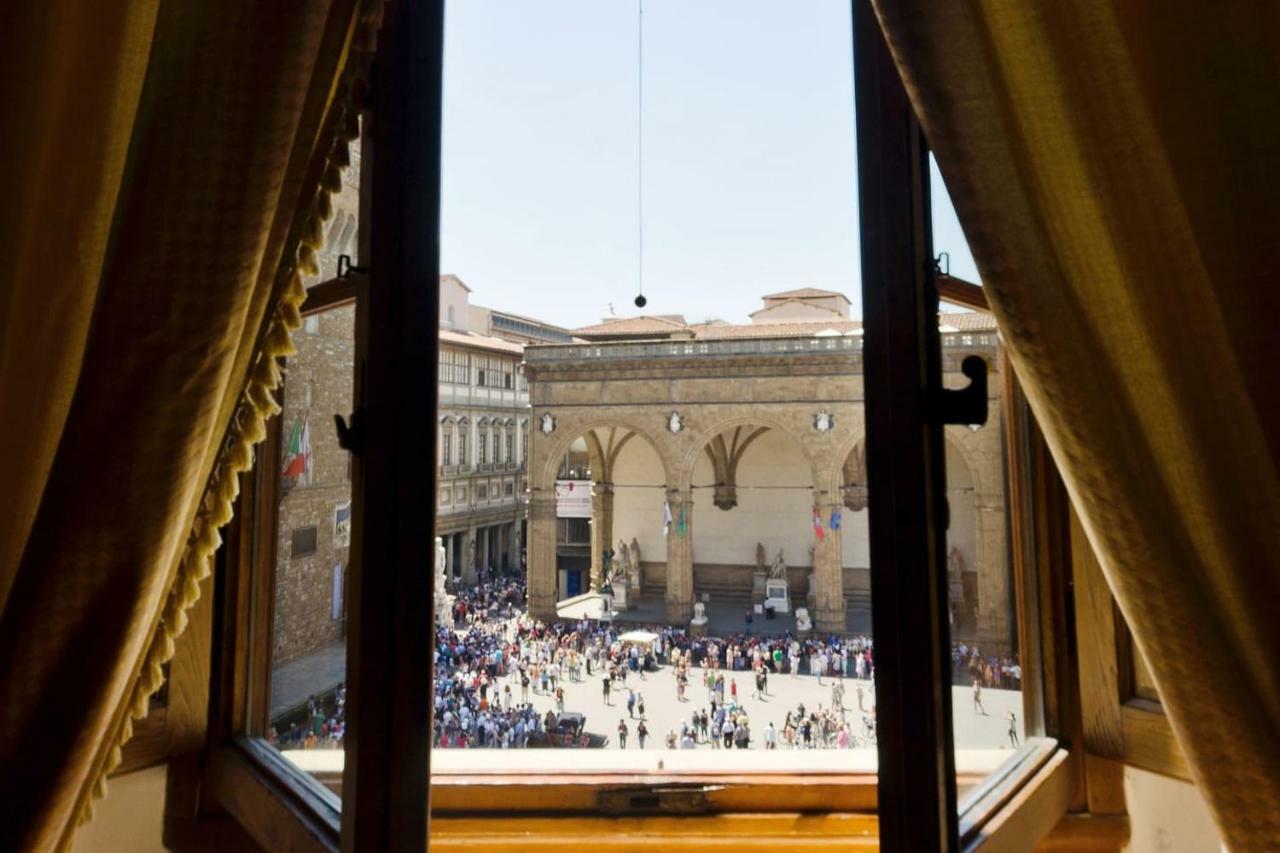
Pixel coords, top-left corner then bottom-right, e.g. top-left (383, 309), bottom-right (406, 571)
top-left (524, 331), bottom-right (998, 367)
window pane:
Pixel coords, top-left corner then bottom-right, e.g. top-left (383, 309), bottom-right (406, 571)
top-left (308, 130), bottom-right (363, 287)
top-left (931, 159), bottom-right (1027, 804)
top-left (431, 0), bottom-right (878, 777)
top-left (267, 301), bottom-right (354, 789)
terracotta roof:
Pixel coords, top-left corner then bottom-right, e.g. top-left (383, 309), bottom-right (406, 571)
top-left (936, 312), bottom-right (1000, 332)
top-left (568, 311), bottom-right (996, 342)
top-left (437, 328), bottom-right (524, 354)
top-left (690, 320), bottom-right (862, 339)
top-left (748, 298), bottom-right (847, 319)
top-left (686, 311), bottom-right (996, 340)
top-left (573, 315), bottom-right (689, 335)
top-left (760, 287), bottom-right (851, 302)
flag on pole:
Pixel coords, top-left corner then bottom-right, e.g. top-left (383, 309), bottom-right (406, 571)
top-left (663, 501), bottom-right (673, 537)
top-left (282, 416), bottom-right (312, 484)
top-left (829, 508), bottom-right (842, 531)
top-left (677, 504), bottom-right (687, 537)
top-left (812, 505), bottom-right (825, 540)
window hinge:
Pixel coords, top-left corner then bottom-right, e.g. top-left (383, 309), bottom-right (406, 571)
top-left (597, 785), bottom-right (722, 816)
top-left (334, 409), bottom-right (366, 456)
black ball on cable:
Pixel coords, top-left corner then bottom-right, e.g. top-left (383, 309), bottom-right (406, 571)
top-left (634, 294), bottom-right (648, 308)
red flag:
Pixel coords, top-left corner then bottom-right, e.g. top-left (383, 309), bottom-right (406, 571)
top-left (812, 505), bottom-right (825, 540)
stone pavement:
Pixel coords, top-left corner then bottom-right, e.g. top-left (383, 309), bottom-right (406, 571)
top-left (270, 640), bottom-right (346, 719)
top-left (470, 657), bottom-right (1024, 755)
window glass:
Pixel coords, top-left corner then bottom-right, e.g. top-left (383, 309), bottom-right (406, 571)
top-left (268, 301), bottom-right (353, 784)
top-left (931, 158), bottom-right (1027, 803)
top-left (255, 0), bottom-right (1034, 807)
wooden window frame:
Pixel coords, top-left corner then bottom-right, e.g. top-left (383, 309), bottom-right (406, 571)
top-left (165, 2), bottom-right (1108, 849)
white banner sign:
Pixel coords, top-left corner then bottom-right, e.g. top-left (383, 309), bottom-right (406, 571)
top-left (333, 500), bottom-right (352, 548)
top-left (555, 479), bottom-right (593, 518)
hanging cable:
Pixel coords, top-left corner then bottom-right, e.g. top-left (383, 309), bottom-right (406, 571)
top-left (634, 0), bottom-right (647, 309)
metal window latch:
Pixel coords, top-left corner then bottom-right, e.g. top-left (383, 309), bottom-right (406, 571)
top-left (936, 355), bottom-right (988, 428)
top-left (334, 409), bottom-right (365, 456)
top-left (336, 254), bottom-right (369, 278)
top-left (597, 785), bottom-right (721, 816)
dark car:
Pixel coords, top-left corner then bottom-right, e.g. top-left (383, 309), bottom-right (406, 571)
top-left (550, 711), bottom-right (586, 739)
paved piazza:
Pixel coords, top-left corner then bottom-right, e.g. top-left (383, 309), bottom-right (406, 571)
top-left (465, 647), bottom-right (1024, 756)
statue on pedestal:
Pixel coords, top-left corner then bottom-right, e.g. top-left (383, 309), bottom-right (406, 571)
top-left (629, 537), bottom-right (643, 586)
top-left (756, 542), bottom-right (768, 574)
top-left (769, 548), bottom-right (789, 582)
top-left (616, 539), bottom-right (631, 581)
top-left (434, 537), bottom-right (455, 629)
top-left (795, 607), bottom-right (813, 633)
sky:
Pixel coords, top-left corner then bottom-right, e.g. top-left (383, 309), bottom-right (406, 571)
top-left (440, 0), bottom-right (979, 330)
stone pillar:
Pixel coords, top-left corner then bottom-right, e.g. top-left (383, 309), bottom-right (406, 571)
top-left (590, 482), bottom-right (614, 590)
top-left (463, 526), bottom-right (478, 585)
top-left (664, 490), bottom-right (694, 624)
top-left (975, 493), bottom-right (1010, 649)
top-left (507, 520), bottom-right (520, 572)
top-left (527, 494), bottom-right (558, 621)
top-left (814, 499), bottom-right (846, 634)
top-left (444, 533), bottom-right (455, 579)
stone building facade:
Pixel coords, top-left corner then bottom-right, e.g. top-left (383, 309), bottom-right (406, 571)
top-left (270, 137), bottom-right (361, 667)
top-left (268, 135), bottom-right (570, 665)
top-left (435, 275), bottom-right (572, 586)
top-left (524, 290), bottom-right (1013, 651)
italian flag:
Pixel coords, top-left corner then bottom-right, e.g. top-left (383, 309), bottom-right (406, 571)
top-left (282, 417), bottom-right (311, 482)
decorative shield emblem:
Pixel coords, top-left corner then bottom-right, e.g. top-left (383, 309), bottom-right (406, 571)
top-left (539, 413), bottom-right (556, 434)
top-left (667, 411), bottom-right (684, 434)
top-left (813, 411), bottom-right (835, 433)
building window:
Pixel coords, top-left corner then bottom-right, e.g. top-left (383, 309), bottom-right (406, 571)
top-left (291, 526), bottom-right (317, 558)
top-left (456, 486), bottom-right (467, 503)
top-left (478, 432), bottom-right (488, 464)
top-left (504, 432), bottom-right (512, 463)
top-left (504, 482), bottom-right (513, 497)
top-left (440, 349), bottom-right (470, 384)
top-left (442, 431), bottom-right (452, 466)
top-left (440, 489), bottom-right (451, 506)
top-left (477, 484), bottom-right (487, 500)
top-left (458, 433), bottom-right (467, 465)
top-left (447, 305), bottom-right (455, 325)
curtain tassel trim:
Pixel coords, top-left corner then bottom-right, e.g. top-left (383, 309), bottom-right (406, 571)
top-left (77, 0), bottom-right (385, 826)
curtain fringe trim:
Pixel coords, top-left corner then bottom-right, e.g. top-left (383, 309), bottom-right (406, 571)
top-left (76, 0), bottom-right (383, 826)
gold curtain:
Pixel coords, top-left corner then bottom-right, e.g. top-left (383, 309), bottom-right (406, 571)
top-left (0, 0), bottom-right (372, 848)
top-left (872, 1), bottom-right (1280, 846)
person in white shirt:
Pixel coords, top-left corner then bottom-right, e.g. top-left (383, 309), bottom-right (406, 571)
top-left (764, 722), bottom-right (777, 750)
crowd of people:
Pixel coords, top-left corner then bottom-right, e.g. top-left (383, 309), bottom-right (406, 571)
top-left (951, 642), bottom-right (1022, 690)
top-left (272, 573), bottom-right (1020, 752)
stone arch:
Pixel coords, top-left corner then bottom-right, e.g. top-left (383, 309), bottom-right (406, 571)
top-left (839, 437), bottom-right (868, 511)
top-left (701, 424), bottom-right (771, 510)
top-left (678, 412), bottom-right (822, 494)
top-left (536, 416), bottom-right (676, 494)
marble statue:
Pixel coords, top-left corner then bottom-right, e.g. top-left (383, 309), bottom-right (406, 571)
top-left (630, 537), bottom-right (642, 571)
top-left (948, 546), bottom-right (966, 575)
top-left (617, 540), bottom-right (631, 575)
top-left (692, 601), bottom-right (707, 622)
top-left (769, 548), bottom-right (788, 581)
top-left (795, 607), bottom-right (813, 632)
top-left (756, 542), bottom-right (768, 574)
top-left (434, 536), bottom-right (454, 628)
